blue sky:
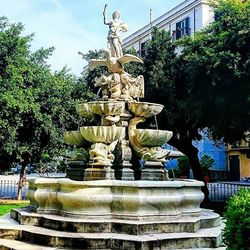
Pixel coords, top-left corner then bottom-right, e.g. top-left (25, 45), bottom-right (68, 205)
top-left (0, 0), bottom-right (183, 75)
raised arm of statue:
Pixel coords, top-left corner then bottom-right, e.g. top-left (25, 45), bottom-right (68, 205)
top-left (103, 4), bottom-right (109, 25)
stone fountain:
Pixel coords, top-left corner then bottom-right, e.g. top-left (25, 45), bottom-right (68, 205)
top-left (0, 5), bottom-right (222, 250)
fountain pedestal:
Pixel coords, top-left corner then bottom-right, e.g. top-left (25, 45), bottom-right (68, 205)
top-left (84, 165), bottom-right (115, 181)
top-left (141, 161), bottom-right (169, 181)
top-left (65, 160), bottom-right (86, 181)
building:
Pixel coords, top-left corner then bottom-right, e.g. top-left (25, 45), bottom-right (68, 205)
top-left (123, 0), bottom-right (214, 56)
top-left (193, 134), bottom-right (228, 181)
top-left (227, 140), bottom-right (250, 181)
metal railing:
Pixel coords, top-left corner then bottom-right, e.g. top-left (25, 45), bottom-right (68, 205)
top-left (208, 182), bottom-right (250, 202)
top-left (0, 180), bottom-right (28, 200)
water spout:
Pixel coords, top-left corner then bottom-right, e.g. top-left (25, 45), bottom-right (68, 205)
top-left (97, 88), bottom-right (102, 98)
top-left (154, 115), bottom-right (159, 130)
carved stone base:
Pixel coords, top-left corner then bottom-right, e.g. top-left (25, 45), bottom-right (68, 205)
top-left (65, 161), bottom-right (86, 181)
top-left (114, 166), bottom-right (134, 180)
top-left (84, 166), bottom-right (115, 181)
top-left (141, 161), bottom-right (169, 181)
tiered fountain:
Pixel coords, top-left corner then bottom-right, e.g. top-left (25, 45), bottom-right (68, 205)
top-left (2, 6), bottom-right (222, 250)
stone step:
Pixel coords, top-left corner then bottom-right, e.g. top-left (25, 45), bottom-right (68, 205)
top-left (11, 208), bottom-right (220, 235)
top-left (0, 239), bottom-right (226, 250)
top-left (0, 220), bottom-right (222, 249)
top-left (0, 239), bottom-right (60, 250)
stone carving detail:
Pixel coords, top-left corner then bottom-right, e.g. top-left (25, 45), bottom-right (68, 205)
top-left (95, 72), bottom-right (144, 101)
top-left (89, 49), bottom-right (144, 101)
top-left (128, 117), bottom-right (173, 162)
top-left (89, 140), bottom-right (118, 165)
top-left (103, 4), bottom-right (128, 58)
top-left (113, 139), bottom-right (132, 166)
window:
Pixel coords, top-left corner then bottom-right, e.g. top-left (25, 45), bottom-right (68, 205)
top-left (140, 41), bottom-right (148, 58)
top-left (174, 17), bottom-right (190, 40)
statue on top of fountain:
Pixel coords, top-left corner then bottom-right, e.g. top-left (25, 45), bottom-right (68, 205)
top-left (88, 4), bottom-right (144, 101)
top-left (103, 3), bottom-right (127, 58)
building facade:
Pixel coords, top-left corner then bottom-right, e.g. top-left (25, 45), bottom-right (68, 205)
top-left (227, 140), bottom-right (250, 181)
top-left (123, 0), bottom-right (214, 56)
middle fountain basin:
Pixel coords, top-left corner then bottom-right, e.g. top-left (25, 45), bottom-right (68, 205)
top-left (80, 126), bottom-right (125, 144)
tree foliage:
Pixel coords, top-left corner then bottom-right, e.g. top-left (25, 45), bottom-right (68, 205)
top-left (0, 17), bottom-right (93, 170)
top-left (180, 0), bottom-right (250, 144)
top-left (200, 155), bottom-right (215, 175)
top-left (223, 188), bottom-right (250, 249)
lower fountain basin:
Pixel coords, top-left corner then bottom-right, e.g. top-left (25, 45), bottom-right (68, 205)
top-left (27, 178), bottom-right (204, 220)
top-left (80, 126), bottom-right (125, 144)
top-left (134, 129), bottom-right (173, 147)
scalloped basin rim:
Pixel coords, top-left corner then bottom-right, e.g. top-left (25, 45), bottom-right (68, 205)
top-left (128, 101), bottom-right (164, 107)
top-left (28, 178), bottom-right (205, 187)
top-left (135, 128), bottom-right (172, 133)
top-left (80, 126), bottom-right (125, 143)
top-left (128, 101), bottom-right (164, 118)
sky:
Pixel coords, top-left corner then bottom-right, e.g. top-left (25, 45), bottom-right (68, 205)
top-left (0, 0), bottom-right (184, 76)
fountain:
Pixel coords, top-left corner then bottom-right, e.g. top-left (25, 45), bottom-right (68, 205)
top-left (0, 5), bottom-right (222, 250)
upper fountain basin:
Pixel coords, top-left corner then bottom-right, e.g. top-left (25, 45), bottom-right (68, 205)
top-left (128, 102), bottom-right (164, 118)
top-left (76, 101), bottom-right (125, 118)
top-left (134, 129), bottom-right (173, 147)
top-left (80, 126), bottom-right (125, 144)
top-left (64, 130), bottom-right (86, 146)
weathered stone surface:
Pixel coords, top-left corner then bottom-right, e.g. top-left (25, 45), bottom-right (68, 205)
top-left (0, 216), bottom-right (223, 249)
top-left (11, 208), bottom-right (220, 235)
top-left (27, 179), bottom-right (205, 219)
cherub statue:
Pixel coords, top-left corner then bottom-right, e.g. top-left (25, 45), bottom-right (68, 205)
top-left (103, 4), bottom-right (128, 58)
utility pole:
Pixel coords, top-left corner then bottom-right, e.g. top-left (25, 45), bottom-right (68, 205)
top-left (150, 8), bottom-right (153, 28)
top-left (150, 8), bottom-right (153, 39)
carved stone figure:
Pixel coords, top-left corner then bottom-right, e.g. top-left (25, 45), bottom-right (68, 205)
top-left (89, 49), bottom-right (144, 100)
top-left (103, 4), bottom-right (128, 58)
top-left (120, 73), bottom-right (144, 100)
top-left (128, 117), bottom-right (171, 162)
top-left (89, 140), bottom-right (118, 165)
top-left (89, 49), bottom-right (143, 74)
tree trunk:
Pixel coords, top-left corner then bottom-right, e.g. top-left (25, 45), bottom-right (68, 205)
top-left (17, 163), bottom-right (26, 200)
top-left (170, 137), bottom-right (209, 201)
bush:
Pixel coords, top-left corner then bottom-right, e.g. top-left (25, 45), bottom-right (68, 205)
top-left (223, 188), bottom-right (250, 249)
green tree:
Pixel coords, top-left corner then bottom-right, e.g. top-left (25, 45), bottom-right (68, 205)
top-left (176, 156), bottom-right (190, 178)
top-left (200, 155), bottom-right (215, 175)
top-left (79, 49), bottom-right (108, 95)
top-left (0, 17), bottom-right (93, 198)
top-left (180, 0), bottom-right (250, 144)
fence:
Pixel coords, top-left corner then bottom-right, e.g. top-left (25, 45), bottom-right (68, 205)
top-left (208, 182), bottom-right (250, 202)
top-left (0, 180), bottom-right (28, 200)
